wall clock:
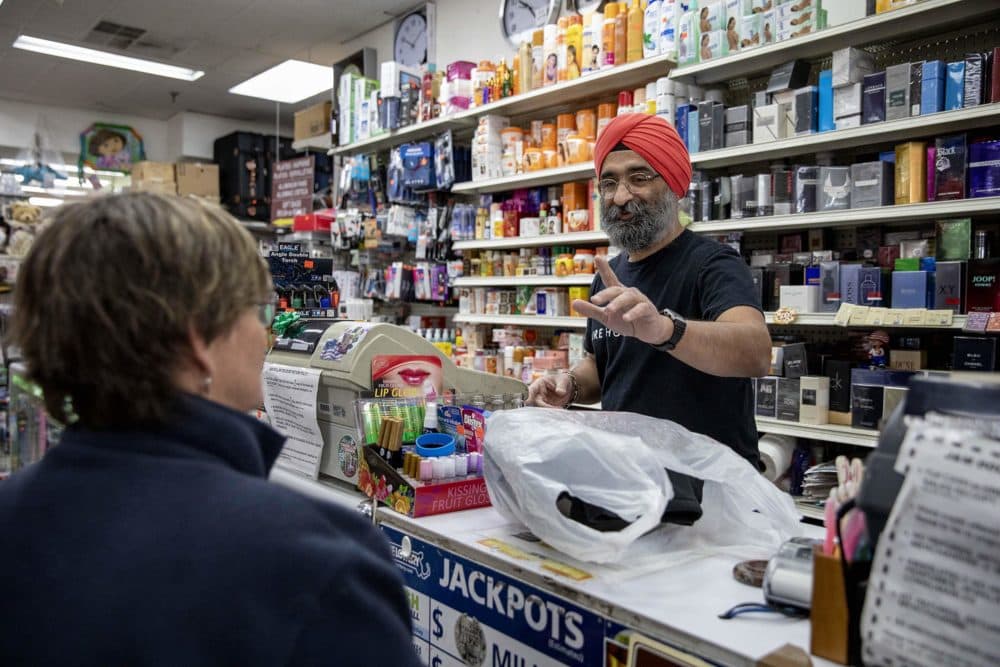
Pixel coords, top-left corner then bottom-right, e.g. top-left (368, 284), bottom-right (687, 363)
top-left (394, 9), bottom-right (428, 67)
top-left (499, 0), bottom-right (560, 47)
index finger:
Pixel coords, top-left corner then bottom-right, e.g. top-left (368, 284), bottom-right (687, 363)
top-left (595, 255), bottom-right (622, 288)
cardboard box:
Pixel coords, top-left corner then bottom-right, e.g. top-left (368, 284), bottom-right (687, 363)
top-left (890, 349), bottom-right (927, 371)
top-left (130, 180), bottom-right (177, 195)
top-left (131, 161), bottom-right (175, 184)
top-left (175, 162), bottom-right (220, 198)
top-left (753, 103), bottom-right (786, 143)
top-left (294, 100), bottom-right (332, 141)
top-left (895, 141), bottom-right (927, 204)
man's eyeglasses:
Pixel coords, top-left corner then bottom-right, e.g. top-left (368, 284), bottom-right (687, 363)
top-left (257, 299), bottom-right (277, 328)
top-left (597, 172), bottom-right (662, 199)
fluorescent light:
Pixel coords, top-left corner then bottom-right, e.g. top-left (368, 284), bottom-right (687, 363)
top-left (229, 59), bottom-right (330, 104)
top-left (12, 35), bottom-right (204, 81)
top-left (29, 197), bottom-right (64, 207)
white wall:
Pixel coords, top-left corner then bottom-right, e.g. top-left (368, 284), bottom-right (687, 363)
top-left (0, 98), bottom-right (169, 161)
top-left (168, 111), bottom-right (292, 161)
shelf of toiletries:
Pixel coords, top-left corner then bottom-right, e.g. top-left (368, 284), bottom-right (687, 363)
top-left (670, 0), bottom-right (1000, 85)
top-left (453, 314), bottom-right (587, 329)
top-left (690, 103), bottom-right (1000, 169)
top-left (453, 275), bottom-right (595, 288)
top-left (756, 416), bottom-right (880, 448)
top-left (687, 197), bottom-right (1000, 234)
top-left (763, 311), bottom-right (969, 329)
top-left (453, 230), bottom-right (609, 251)
top-left (451, 163), bottom-right (596, 194)
top-left (329, 54), bottom-right (677, 157)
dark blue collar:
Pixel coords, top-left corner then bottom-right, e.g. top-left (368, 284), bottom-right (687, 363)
top-left (59, 394), bottom-right (287, 477)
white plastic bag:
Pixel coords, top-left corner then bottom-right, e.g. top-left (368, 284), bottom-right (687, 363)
top-left (484, 408), bottom-right (803, 564)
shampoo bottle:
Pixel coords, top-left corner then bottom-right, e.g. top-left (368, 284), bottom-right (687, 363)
top-left (566, 14), bottom-right (583, 80)
top-left (602, 3), bottom-right (618, 68)
top-left (531, 30), bottom-right (544, 89)
top-left (543, 23), bottom-right (558, 86)
top-left (518, 40), bottom-right (532, 94)
top-left (588, 10), bottom-right (603, 73)
top-left (556, 17), bottom-right (568, 81)
top-left (659, 0), bottom-right (677, 58)
top-left (615, 3), bottom-right (628, 67)
top-left (644, 0), bottom-right (661, 59)
top-left (627, 0), bottom-right (643, 63)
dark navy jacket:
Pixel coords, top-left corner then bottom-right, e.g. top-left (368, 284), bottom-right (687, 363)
top-left (0, 395), bottom-right (420, 666)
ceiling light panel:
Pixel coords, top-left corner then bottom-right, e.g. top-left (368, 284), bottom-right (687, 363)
top-left (228, 59), bottom-right (331, 104)
top-left (12, 35), bottom-right (204, 81)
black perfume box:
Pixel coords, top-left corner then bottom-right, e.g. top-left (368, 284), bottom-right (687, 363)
top-left (783, 342), bottom-right (809, 379)
top-left (698, 101), bottom-right (714, 154)
top-left (910, 60), bottom-right (924, 116)
top-left (825, 359), bottom-right (854, 413)
top-left (964, 52), bottom-right (985, 107)
top-left (862, 71), bottom-right (887, 124)
top-left (851, 383), bottom-right (885, 429)
top-left (777, 377), bottom-right (801, 421)
top-left (934, 133), bottom-right (967, 201)
top-left (756, 377), bottom-right (778, 417)
top-left (750, 266), bottom-right (765, 310)
top-left (713, 103), bottom-right (725, 150)
top-left (794, 165), bottom-right (818, 213)
top-left (953, 336), bottom-right (997, 371)
top-left (794, 86), bottom-right (818, 134)
top-left (772, 167), bottom-right (794, 215)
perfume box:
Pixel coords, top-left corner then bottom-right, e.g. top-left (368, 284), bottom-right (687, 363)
top-left (861, 71), bottom-right (886, 124)
top-left (894, 141), bottom-right (927, 204)
top-left (891, 270), bottom-right (929, 308)
top-left (934, 260), bottom-right (965, 313)
top-left (819, 166), bottom-right (851, 211)
top-left (794, 86), bottom-right (818, 135)
top-left (783, 342), bottom-right (809, 379)
top-left (850, 160), bottom-right (894, 208)
top-left (825, 359), bottom-right (853, 414)
top-left (936, 219), bottom-right (971, 261)
top-left (953, 336), bottom-right (997, 371)
top-left (837, 114), bottom-right (862, 129)
top-left (860, 267), bottom-right (887, 306)
top-left (755, 377), bottom-right (778, 417)
top-left (963, 52), bottom-right (985, 107)
top-left (969, 139), bottom-right (1000, 198)
top-left (945, 61), bottom-right (965, 111)
top-left (834, 82), bottom-right (862, 121)
top-left (794, 165), bottom-right (818, 213)
top-left (966, 259), bottom-right (1000, 313)
top-left (934, 134), bottom-right (967, 200)
top-left (770, 346), bottom-right (785, 377)
top-left (839, 263), bottom-right (863, 306)
top-left (688, 109), bottom-right (700, 154)
top-left (767, 59), bottom-right (811, 95)
top-left (780, 285), bottom-right (821, 312)
top-left (890, 349), bottom-right (927, 371)
top-left (731, 174), bottom-right (756, 218)
top-left (753, 103), bottom-right (787, 143)
top-left (851, 382), bottom-right (884, 430)
top-left (675, 104), bottom-right (692, 151)
top-left (799, 376), bottom-right (830, 425)
top-left (885, 62), bottom-right (911, 121)
top-left (776, 377), bottom-right (801, 422)
top-left (725, 105), bottom-right (751, 147)
top-left (819, 261), bottom-right (841, 312)
top-left (750, 267), bottom-right (765, 309)
top-left (882, 386), bottom-right (909, 422)
top-left (909, 61), bottom-right (923, 116)
top-left (819, 69), bottom-right (835, 132)
top-left (772, 167), bottom-right (794, 215)
top-left (713, 103), bottom-right (725, 150)
top-left (921, 60), bottom-right (946, 114)
top-left (698, 101), bottom-right (714, 154)
top-left (832, 47), bottom-right (875, 87)
top-left (756, 173), bottom-right (773, 216)
top-left (879, 246), bottom-right (901, 269)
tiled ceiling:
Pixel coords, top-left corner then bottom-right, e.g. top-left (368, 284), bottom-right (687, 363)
top-left (0, 0), bottom-right (413, 121)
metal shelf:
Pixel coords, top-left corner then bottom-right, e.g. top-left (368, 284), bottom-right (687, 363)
top-left (687, 197), bottom-right (1000, 234)
top-left (690, 104), bottom-right (1000, 169)
top-left (763, 312), bottom-right (967, 329)
top-left (453, 230), bottom-right (609, 251)
top-left (328, 54), bottom-right (676, 156)
top-left (451, 163), bottom-right (594, 194)
top-left (453, 275), bottom-right (595, 288)
top-left (756, 417), bottom-right (879, 448)
top-left (291, 135), bottom-right (333, 152)
top-left (671, 0), bottom-right (1000, 85)
top-left (453, 313), bottom-right (587, 328)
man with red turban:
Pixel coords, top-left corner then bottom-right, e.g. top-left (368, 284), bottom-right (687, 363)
top-left (528, 113), bottom-right (771, 486)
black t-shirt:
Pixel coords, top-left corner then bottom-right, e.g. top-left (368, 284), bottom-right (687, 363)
top-left (585, 230), bottom-right (762, 467)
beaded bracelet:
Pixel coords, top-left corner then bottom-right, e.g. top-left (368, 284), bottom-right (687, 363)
top-left (563, 371), bottom-right (580, 409)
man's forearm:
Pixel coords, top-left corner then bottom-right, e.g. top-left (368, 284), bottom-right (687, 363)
top-left (669, 320), bottom-right (771, 378)
top-left (569, 354), bottom-right (601, 404)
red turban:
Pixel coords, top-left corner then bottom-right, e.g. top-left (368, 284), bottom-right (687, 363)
top-left (593, 113), bottom-right (691, 199)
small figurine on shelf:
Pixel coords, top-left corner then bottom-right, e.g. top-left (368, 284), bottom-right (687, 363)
top-left (866, 330), bottom-right (890, 369)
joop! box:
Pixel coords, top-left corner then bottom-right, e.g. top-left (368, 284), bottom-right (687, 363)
top-left (966, 259), bottom-right (1000, 313)
top-left (799, 376), bottom-right (830, 425)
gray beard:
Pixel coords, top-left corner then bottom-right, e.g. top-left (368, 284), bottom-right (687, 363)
top-left (601, 196), bottom-right (673, 255)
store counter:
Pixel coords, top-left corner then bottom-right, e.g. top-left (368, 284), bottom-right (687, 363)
top-left (272, 472), bottom-right (833, 667)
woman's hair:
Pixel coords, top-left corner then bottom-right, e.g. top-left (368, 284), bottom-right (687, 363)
top-left (10, 192), bottom-right (272, 429)
top-left (88, 128), bottom-right (127, 156)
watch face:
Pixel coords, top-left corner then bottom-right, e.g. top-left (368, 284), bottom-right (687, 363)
top-left (394, 12), bottom-right (427, 67)
top-left (501, 0), bottom-right (555, 44)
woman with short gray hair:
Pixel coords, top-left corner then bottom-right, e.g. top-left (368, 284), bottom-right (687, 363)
top-left (0, 193), bottom-right (421, 666)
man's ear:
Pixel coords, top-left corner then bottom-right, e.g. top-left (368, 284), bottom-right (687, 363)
top-left (186, 324), bottom-right (214, 379)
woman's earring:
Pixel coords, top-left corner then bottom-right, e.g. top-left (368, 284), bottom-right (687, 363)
top-left (202, 376), bottom-right (213, 395)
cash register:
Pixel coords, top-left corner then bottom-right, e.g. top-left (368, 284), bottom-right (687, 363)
top-left (265, 320), bottom-right (526, 485)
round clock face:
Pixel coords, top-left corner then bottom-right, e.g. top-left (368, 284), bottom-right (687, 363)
top-left (501, 0), bottom-right (556, 45)
top-left (394, 11), bottom-right (427, 67)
